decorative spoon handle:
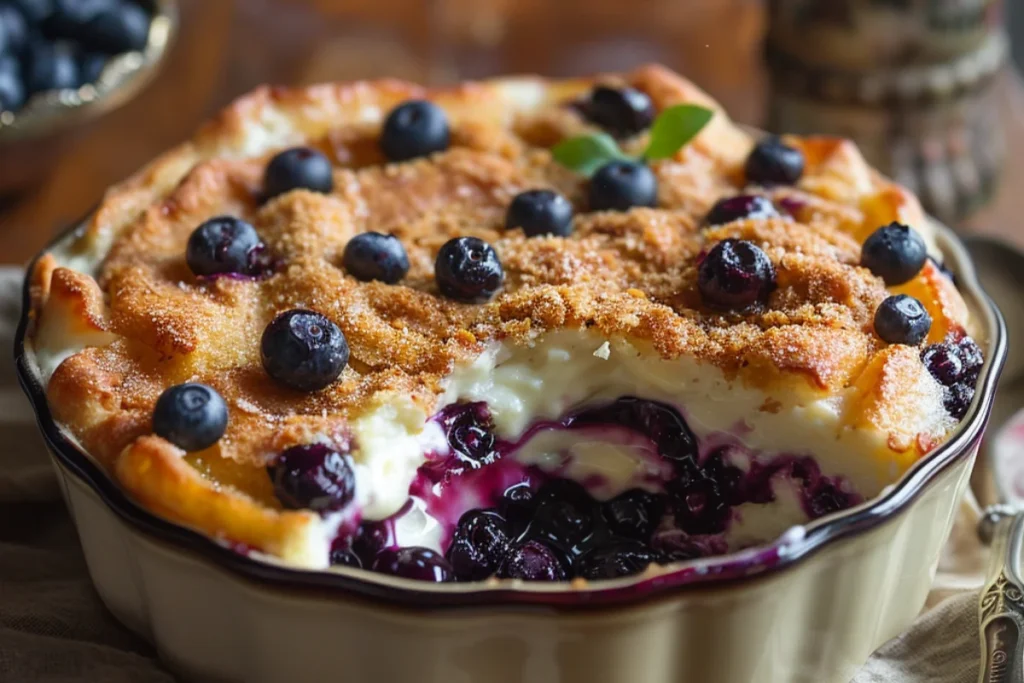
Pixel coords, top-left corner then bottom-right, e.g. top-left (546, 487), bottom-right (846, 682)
top-left (978, 506), bottom-right (1024, 683)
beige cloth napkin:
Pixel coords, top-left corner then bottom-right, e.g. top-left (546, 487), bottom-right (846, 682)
top-left (0, 265), bottom-right (990, 683)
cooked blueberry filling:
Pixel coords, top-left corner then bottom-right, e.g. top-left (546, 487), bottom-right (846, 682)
top-left (328, 397), bottom-right (861, 583)
top-left (921, 335), bottom-right (984, 419)
top-left (372, 547), bottom-right (454, 583)
top-left (267, 444), bottom-right (356, 513)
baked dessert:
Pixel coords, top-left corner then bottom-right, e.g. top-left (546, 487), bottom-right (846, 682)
top-left (27, 65), bottom-right (984, 583)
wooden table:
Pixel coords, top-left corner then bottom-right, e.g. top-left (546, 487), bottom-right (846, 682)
top-left (0, 0), bottom-right (1020, 265)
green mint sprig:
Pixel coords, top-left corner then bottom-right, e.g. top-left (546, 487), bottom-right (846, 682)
top-left (551, 104), bottom-right (714, 176)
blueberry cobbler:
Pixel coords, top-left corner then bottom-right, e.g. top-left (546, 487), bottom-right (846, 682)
top-left (28, 66), bottom-right (985, 584)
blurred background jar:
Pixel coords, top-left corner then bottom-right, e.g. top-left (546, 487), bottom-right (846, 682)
top-left (764, 0), bottom-right (1009, 225)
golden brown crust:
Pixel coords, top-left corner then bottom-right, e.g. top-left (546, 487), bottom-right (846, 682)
top-left (29, 65), bottom-right (973, 561)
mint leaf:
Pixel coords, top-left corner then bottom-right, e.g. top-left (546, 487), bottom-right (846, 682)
top-left (643, 104), bottom-right (714, 161)
top-left (551, 132), bottom-right (628, 176)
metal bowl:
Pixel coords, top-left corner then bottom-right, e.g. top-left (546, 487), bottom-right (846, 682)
top-left (0, 0), bottom-right (178, 196)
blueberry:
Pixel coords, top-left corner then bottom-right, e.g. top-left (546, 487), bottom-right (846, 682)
top-left (745, 138), bottom-right (805, 185)
top-left (445, 509), bottom-right (510, 581)
top-left (434, 236), bottom-right (503, 303)
top-left (944, 382), bottom-right (975, 420)
top-left (505, 189), bottom-right (573, 238)
top-left (341, 232), bottom-right (409, 284)
top-left (576, 541), bottom-right (656, 580)
top-left (267, 444), bottom-right (355, 512)
top-left (861, 222), bottom-right (928, 286)
top-left (529, 479), bottom-right (595, 549)
top-left (329, 544), bottom-right (362, 568)
top-left (46, 0), bottom-right (113, 39)
top-left (653, 532), bottom-right (707, 562)
top-left (806, 481), bottom-right (854, 519)
top-left (873, 294), bottom-right (931, 346)
top-left (82, 2), bottom-right (149, 54)
top-left (261, 309), bottom-right (349, 392)
top-left (588, 160), bottom-right (657, 212)
top-left (530, 499), bottom-right (593, 549)
top-left (921, 342), bottom-right (964, 386)
top-left (372, 547), bottom-right (454, 582)
top-left (700, 449), bottom-right (744, 506)
top-left (185, 215), bottom-right (265, 277)
top-left (263, 147), bottom-right (334, 201)
top-left (351, 520), bottom-right (393, 566)
top-left (0, 57), bottom-right (24, 112)
top-left (958, 336), bottom-right (984, 382)
top-left (152, 383), bottom-right (228, 452)
top-left (571, 398), bottom-right (699, 465)
top-left (499, 482), bottom-right (536, 535)
top-left (79, 52), bottom-right (107, 83)
top-left (497, 540), bottom-right (567, 581)
top-left (667, 470), bottom-right (728, 536)
top-left (444, 403), bottom-right (497, 467)
top-left (0, 4), bottom-right (29, 54)
top-left (24, 40), bottom-right (78, 93)
top-left (580, 85), bottom-right (655, 138)
top-left (705, 195), bottom-right (780, 226)
top-left (12, 0), bottom-right (51, 22)
top-left (698, 238), bottom-right (776, 311)
top-left (379, 100), bottom-right (450, 162)
top-left (602, 489), bottom-right (663, 541)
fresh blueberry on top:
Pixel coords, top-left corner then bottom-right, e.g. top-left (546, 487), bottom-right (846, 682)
top-left (267, 444), bottom-right (355, 512)
top-left (24, 40), bottom-right (79, 94)
top-left (0, 4), bottom-right (28, 55)
top-left (576, 541), bottom-right (657, 580)
top-left (505, 189), bottom-right (574, 238)
top-left (921, 342), bottom-right (964, 386)
top-left (580, 85), bottom-right (655, 139)
top-left (861, 222), bottom-right (928, 286)
top-left (698, 238), bottom-right (776, 311)
top-left (434, 236), bottom-right (503, 303)
top-left (342, 232), bottom-right (409, 284)
top-left (152, 383), bottom-right (228, 452)
top-left (445, 509), bottom-right (510, 581)
top-left (0, 57), bottom-right (25, 112)
top-left (589, 160), bottom-right (658, 212)
top-left (185, 216), bottom-right (265, 277)
top-left (873, 294), bottom-right (932, 346)
top-left (705, 195), bottom-right (780, 226)
top-left (379, 100), bottom-right (450, 162)
top-left (263, 147), bottom-right (334, 201)
top-left (745, 138), bottom-right (805, 186)
top-left (81, 2), bottom-right (149, 54)
top-left (497, 540), bottom-right (567, 581)
top-left (261, 309), bottom-right (349, 392)
top-left (602, 489), bottom-right (664, 541)
top-left (372, 547), bottom-right (454, 582)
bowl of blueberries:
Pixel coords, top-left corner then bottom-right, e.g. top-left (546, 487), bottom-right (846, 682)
top-left (0, 0), bottom-right (176, 196)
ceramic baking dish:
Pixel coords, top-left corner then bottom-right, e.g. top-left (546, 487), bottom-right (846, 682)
top-left (13, 211), bottom-right (1006, 683)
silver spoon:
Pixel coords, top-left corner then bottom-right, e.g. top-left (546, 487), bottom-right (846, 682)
top-left (965, 235), bottom-right (1024, 683)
